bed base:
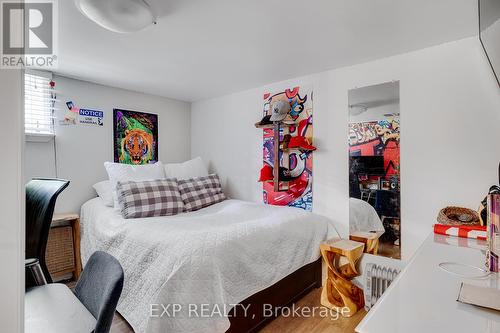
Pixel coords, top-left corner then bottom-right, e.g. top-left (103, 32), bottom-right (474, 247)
top-left (226, 257), bottom-right (323, 333)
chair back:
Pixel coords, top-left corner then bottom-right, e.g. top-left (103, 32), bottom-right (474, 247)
top-left (75, 251), bottom-right (124, 333)
top-left (374, 189), bottom-right (400, 217)
top-left (25, 178), bottom-right (69, 283)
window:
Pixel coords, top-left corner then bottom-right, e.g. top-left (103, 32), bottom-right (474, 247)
top-left (25, 72), bottom-right (55, 135)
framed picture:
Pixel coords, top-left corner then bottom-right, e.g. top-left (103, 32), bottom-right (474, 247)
top-left (113, 109), bottom-right (158, 165)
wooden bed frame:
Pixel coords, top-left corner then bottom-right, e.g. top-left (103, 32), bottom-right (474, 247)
top-left (226, 257), bottom-right (323, 333)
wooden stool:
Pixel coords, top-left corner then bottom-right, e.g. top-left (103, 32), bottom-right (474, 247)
top-left (320, 238), bottom-right (365, 317)
top-left (349, 231), bottom-right (382, 255)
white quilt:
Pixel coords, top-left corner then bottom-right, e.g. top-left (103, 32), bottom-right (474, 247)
top-left (80, 198), bottom-right (336, 333)
top-left (349, 197), bottom-right (385, 234)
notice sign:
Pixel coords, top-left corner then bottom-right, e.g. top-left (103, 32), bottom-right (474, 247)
top-left (79, 109), bottom-right (104, 126)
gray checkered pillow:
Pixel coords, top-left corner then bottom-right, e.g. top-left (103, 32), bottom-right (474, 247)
top-left (116, 179), bottom-right (184, 219)
top-left (178, 174), bottom-right (226, 212)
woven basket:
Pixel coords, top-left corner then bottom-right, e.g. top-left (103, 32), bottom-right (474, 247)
top-left (437, 206), bottom-right (480, 226)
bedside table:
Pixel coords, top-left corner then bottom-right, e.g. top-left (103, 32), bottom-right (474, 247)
top-left (320, 238), bottom-right (365, 317)
top-left (350, 231), bottom-right (382, 255)
top-left (46, 213), bottom-right (82, 281)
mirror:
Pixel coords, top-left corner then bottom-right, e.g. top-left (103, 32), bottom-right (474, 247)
top-left (348, 81), bottom-right (401, 259)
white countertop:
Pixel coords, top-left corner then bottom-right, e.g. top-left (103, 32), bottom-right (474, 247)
top-left (356, 233), bottom-right (500, 333)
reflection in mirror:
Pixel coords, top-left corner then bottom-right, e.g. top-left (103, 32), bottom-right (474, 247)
top-left (348, 81), bottom-right (401, 260)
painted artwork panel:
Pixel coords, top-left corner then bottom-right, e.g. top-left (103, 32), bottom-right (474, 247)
top-left (348, 117), bottom-right (400, 177)
top-left (262, 86), bottom-right (313, 211)
top-left (113, 109), bottom-right (158, 165)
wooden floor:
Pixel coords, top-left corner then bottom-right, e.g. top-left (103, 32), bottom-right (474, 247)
top-left (109, 288), bottom-right (366, 333)
top-left (378, 241), bottom-right (401, 260)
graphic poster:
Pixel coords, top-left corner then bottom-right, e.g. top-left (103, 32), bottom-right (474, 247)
top-left (348, 117), bottom-right (400, 177)
top-left (262, 86), bottom-right (313, 211)
top-left (60, 101), bottom-right (104, 126)
top-left (79, 109), bottom-right (104, 126)
top-left (60, 101), bottom-right (79, 125)
top-left (113, 109), bottom-right (158, 165)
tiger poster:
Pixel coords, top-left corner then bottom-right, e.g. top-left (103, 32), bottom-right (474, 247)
top-left (113, 109), bottom-right (158, 165)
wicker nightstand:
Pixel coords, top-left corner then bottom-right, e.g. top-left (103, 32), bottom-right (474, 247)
top-left (46, 213), bottom-right (82, 281)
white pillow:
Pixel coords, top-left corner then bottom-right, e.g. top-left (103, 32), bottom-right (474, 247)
top-left (104, 161), bottom-right (166, 208)
top-left (92, 180), bottom-right (114, 207)
top-left (164, 157), bottom-right (209, 180)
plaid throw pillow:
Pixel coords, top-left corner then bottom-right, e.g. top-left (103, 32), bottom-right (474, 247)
top-left (116, 179), bottom-right (184, 219)
top-left (178, 174), bottom-right (226, 212)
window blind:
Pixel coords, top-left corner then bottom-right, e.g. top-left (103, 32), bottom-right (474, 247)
top-left (25, 73), bottom-right (55, 135)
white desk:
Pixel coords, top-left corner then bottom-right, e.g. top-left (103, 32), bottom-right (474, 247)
top-left (356, 233), bottom-right (500, 333)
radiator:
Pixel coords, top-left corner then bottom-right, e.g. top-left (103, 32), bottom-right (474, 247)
top-left (364, 263), bottom-right (400, 311)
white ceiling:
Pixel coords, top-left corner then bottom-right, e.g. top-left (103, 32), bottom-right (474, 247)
top-left (56, 0), bottom-right (478, 102)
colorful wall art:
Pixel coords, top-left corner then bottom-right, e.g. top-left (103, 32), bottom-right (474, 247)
top-left (113, 109), bottom-right (158, 165)
top-left (348, 117), bottom-right (400, 177)
top-left (261, 86), bottom-right (314, 211)
top-left (61, 101), bottom-right (104, 126)
top-left (60, 101), bottom-right (79, 125)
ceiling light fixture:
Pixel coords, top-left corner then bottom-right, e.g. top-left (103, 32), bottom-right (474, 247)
top-left (74, 0), bottom-right (156, 33)
top-left (349, 104), bottom-right (368, 115)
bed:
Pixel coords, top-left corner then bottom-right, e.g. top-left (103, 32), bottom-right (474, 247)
top-left (349, 197), bottom-right (385, 234)
top-left (80, 198), bottom-right (336, 333)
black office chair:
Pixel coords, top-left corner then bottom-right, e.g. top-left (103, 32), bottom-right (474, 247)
top-left (25, 251), bottom-right (124, 333)
top-left (374, 189), bottom-right (400, 243)
top-left (75, 251), bottom-right (125, 333)
top-left (25, 178), bottom-right (70, 286)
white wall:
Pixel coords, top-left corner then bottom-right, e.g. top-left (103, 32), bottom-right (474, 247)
top-left (191, 37), bottom-right (500, 262)
top-left (25, 76), bottom-right (191, 213)
top-left (0, 69), bottom-right (24, 331)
